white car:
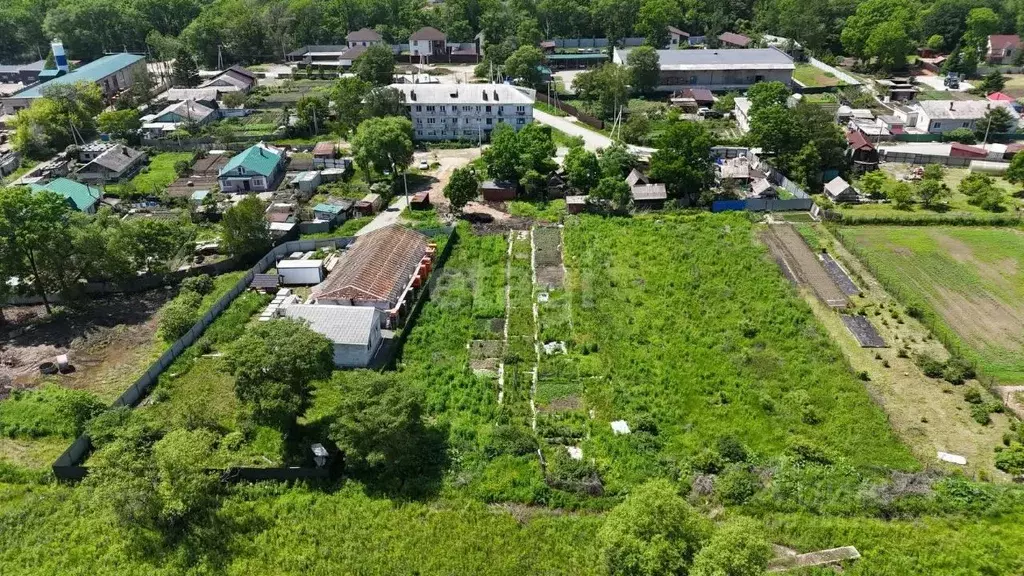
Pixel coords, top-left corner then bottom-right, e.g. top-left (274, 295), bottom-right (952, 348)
top-left (417, 159), bottom-right (429, 170)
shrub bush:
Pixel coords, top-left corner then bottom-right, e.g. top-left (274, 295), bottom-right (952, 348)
top-left (159, 291), bottom-right (202, 342)
top-left (914, 352), bottom-right (945, 378)
top-left (690, 448), bottom-right (724, 474)
top-left (486, 424), bottom-right (538, 457)
top-left (963, 388), bottom-right (983, 405)
top-left (943, 356), bottom-right (976, 385)
top-left (180, 274), bottom-right (214, 295)
top-left (716, 465), bottom-right (761, 505)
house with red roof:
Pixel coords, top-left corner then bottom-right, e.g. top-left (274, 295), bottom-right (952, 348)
top-left (987, 35), bottom-right (1021, 64)
top-left (845, 129), bottom-right (878, 174)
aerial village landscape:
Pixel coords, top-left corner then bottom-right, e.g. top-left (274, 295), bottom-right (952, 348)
top-left (0, 0), bottom-right (1023, 573)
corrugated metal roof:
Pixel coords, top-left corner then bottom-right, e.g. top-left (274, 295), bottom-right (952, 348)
top-left (314, 224), bottom-right (427, 305)
top-left (390, 83), bottom-right (533, 105)
top-left (30, 178), bottom-right (102, 211)
top-left (282, 304), bottom-right (379, 346)
top-left (631, 183), bottom-right (667, 201)
top-left (617, 47), bottom-right (794, 71)
top-left (13, 53), bottom-right (144, 99)
top-left (220, 143), bottom-right (284, 177)
top-left (314, 203), bottom-right (344, 214)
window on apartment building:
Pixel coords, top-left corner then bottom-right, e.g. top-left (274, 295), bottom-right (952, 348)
top-left (416, 118), bottom-right (422, 124)
top-left (485, 105), bottom-right (492, 112)
top-left (486, 118), bottom-right (492, 125)
top-left (476, 105), bottom-right (481, 112)
top-left (415, 105), bottom-right (422, 112)
top-left (426, 105), bottom-right (436, 112)
top-left (517, 118), bottom-right (525, 125)
top-left (516, 106), bottom-right (525, 113)
top-left (439, 105), bottom-right (446, 112)
top-left (463, 105), bottom-right (472, 111)
top-left (465, 118), bottom-right (471, 124)
top-left (962, 122), bottom-right (969, 128)
top-left (933, 122), bottom-right (941, 129)
top-left (417, 130), bottom-right (423, 136)
top-left (427, 117), bottom-right (436, 124)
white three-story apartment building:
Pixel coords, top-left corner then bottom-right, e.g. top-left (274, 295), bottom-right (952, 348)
top-left (388, 83), bottom-right (534, 141)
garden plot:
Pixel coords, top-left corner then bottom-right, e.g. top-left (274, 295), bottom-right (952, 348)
top-left (564, 214), bottom-right (916, 490)
top-left (839, 226), bottom-right (1024, 385)
top-left (763, 224), bottom-right (849, 308)
top-left (821, 253), bottom-right (859, 296)
top-left (840, 315), bottom-right (887, 348)
top-left (533, 226), bottom-right (564, 289)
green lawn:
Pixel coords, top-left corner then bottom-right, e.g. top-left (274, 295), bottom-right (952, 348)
top-left (793, 63), bottom-right (842, 87)
top-left (114, 152), bottom-right (193, 195)
top-left (916, 90), bottom-right (984, 101)
top-left (838, 226), bottom-right (1024, 385)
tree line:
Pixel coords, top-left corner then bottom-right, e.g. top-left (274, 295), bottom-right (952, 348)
top-left (6, 0), bottom-right (1024, 75)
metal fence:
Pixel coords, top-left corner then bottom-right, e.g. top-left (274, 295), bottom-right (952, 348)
top-left (878, 149), bottom-right (1004, 167)
top-left (52, 228), bottom-right (455, 481)
top-left (535, 91), bottom-right (605, 130)
top-left (712, 198), bottom-right (814, 212)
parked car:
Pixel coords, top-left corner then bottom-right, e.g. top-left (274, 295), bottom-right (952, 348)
top-left (418, 159), bottom-right (429, 170)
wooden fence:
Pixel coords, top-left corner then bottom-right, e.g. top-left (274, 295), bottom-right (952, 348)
top-left (535, 92), bottom-right (605, 130)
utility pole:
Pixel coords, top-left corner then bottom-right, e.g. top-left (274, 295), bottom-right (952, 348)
top-left (217, 44), bottom-right (224, 70)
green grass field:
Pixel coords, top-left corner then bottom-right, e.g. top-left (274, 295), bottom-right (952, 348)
top-left (123, 152), bottom-right (194, 195)
top-left (2, 219), bottom-right (1024, 574)
top-left (838, 226), bottom-right (1024, 384)
top-left (793, 63), bottom-right (842, 87)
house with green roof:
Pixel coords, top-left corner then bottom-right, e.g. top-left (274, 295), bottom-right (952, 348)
top-left (218, 142), bottom-right (286, 192)
top-left (30, 178), bottom-right (102, 213)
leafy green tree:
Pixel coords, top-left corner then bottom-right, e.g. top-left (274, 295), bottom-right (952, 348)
top-left (713, 93), bottom-right (738, 114)
top-left (690, 517), bottom-right (772, 576)
top-left (171, 47), bottom-right (200, 87)
top-left (627, 46), bottom-right (660, 95)
top-left (353, 44), bottom-right (395, 86)
top-left (575, 64), bottom-right (632, 120)
top-left (916, 178), bottom-right (952, 208)
top-left (329, 373), bottom-right (425, 474)
top-left (503, 46), bottom-right (545, 88)
top-left (960, 173), bottom-right (1006, 211)
top-left (966, 7), bottom-right (1000, 46)
top-left (922, 164), bottom-right (945, 181)
top-left (365, 87), bottom-right (407, 118)
top-left (222, 91), bottom-right (247, 108)
top-left (979, 70), bottom-right (1006, 94)
top-left (747, 81), bottom-right (790, 114)
top-left (885, 180), bottom-right (914, 210)
top-left (865, 20), bottom-right (913, 73)
top-left (482, 123), bottom-right (522, 183)
top-left (226, 319), bottom-right (334, 429)
top-left (840, 0), bottom-right (912, 62)
top-left (221, 195), bottom-right (271, 258)
top-left (353, 116), bottom-right (414, 179)
top-left (331, 76), bottom-right (372, 134)
top-left (975, 106), bottom-right (1015, 139)
top-left (593, 0), bottom-right (640, 46)
top-left (159, 290), bottom-right (201, 342)
top-left (97, 109), bottom-right (141, 140)
top-left (858, 170), bottom-right (889, 199)
top-left (564, 146), bottom-right (602, 192)
top-left (0, 187), bottom-right (73, 313)
top-left (445, 166), bottom-right (478, 213)
top-left (591, 176), bottom-right (632, 206)
top-left (926, 34), bottom-right (945, 51)
top-left (296, 95), bottom-right (329, 135)
top-left (11, 81), bottom-right (104, 158)
top-left (599, 142), bottom-right (638, 178)
top-left (637, 0), bottom-right (682, 47)
top-left (597, 479), bottom-right (710, 576)
top-left (152, 428), bottom-right (221, 527)
top-left (1005, 152), bottom-right (1024, 187)
top-left (649, 121), bottom-right (713, 203)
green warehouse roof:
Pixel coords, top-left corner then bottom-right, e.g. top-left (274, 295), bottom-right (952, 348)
top-left (13, 53), bottom-right (146, 100)
top-left (30, 178), bottom-right (102, 212)
top-left (220, 144), bottom-right (284, 178)
top-left (545, 53), bottom-right (609, 60)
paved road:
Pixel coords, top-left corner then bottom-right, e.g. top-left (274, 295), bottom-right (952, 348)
top-left (532, 109), bottom-right (656, 157)
top-left (356, 195), bottom-right (410, 236)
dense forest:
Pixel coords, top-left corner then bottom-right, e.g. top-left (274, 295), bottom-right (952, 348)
top-left (3, 0), bottom-right (1024, 69)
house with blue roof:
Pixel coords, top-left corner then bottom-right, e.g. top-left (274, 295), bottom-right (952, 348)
top-left (218, 142), bottom-right (286, 192)
top-left (30, 178), bottom-right (102, 213)
top-left (1, 52), bottom-right (147, 112)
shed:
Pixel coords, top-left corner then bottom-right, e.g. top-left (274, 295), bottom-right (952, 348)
top-left (313, 201), bottom-right (352, 222)
top-left (824, 176), bottom-right (857, 203)
top-left (566, 195), bottom-right (588, 214)
top-left (631, 183), bottom-right (667, 210)
top-left (354, 193), bottom-right (382, 216)
top-left (290, 170), bottom-right (322, 195)
top-left (625, 168), bottom-right (649, 188)
top-left (313, 141), bottom-right (337, 158)
top-left (277, 259), bottom-right (325, 285)
top-left (250, 273), bottom-right (282, 293)
top-left (281, 304), bottom-right (383, 367)
top-left (750, 178), bottom-right (775, 198)
top-left (949, 142), bottom-right (988, 159)
top-left (410, 192), bottom-right (431, 210)
top-left (190, 189), bottom-right (211, 204)
top-left (480, 179), bottom-right (516, 201)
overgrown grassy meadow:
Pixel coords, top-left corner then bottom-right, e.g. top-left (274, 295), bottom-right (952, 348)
top-left (838, 226), bottom-right (1024, 385)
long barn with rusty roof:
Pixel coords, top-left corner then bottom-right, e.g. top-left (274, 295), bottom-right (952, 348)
top-left (311, 224), bottom-right (431, 319)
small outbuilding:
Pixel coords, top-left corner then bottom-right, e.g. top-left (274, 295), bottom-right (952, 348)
top-left (631, 183), bottom-right (667, 210)
top-left (824, 176), bottom-right (858, 204)
top-left (290, 171), bottom-right (322, 196)
top-left (277, 259), bottom-right (325, 285)
top-left (480, 179), bottom-right (516, 201)
top-left (282, 304), bottom-right (383, 367)
top-left (313, 201), bottom-right (352, 223)
top-left (410, 192), bottom-right (431, 210)
top-left (354, 193), bottom-right (382, 216)
top-left (566, 195), bottom-right (588, 214)
top-left (250, 273), bottom-right (282, 293)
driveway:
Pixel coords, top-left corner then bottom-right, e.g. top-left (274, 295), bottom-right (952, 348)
top-left (356, 195), bottom-right (409, 236)
top-left (914, 75), bottom-right (974, 92)
top-left (533, 109), bottom-right (656, 157)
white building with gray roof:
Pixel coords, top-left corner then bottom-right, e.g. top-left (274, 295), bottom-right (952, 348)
top-left (281, 304), bottom-right (383, 367)
top-left (389, 83), bottom-right (534, 141)
top-left (909, 100), bottom-right (1019, 135)
top-left (612, 47), bottom-right (794, 92)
